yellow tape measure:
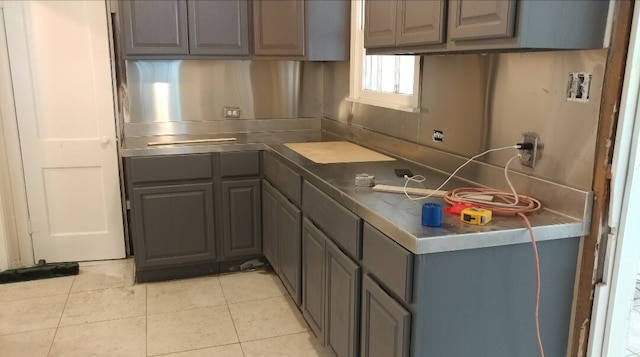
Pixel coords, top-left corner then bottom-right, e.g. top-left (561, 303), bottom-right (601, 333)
top-left (460, 207), bottom-right (492, 225)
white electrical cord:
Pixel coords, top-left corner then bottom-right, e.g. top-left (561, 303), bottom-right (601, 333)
top-left (403, 145), bottom-right (519, 201)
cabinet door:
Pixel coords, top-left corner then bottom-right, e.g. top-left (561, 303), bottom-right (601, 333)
top-left (221, 180), bottom-right (262, 260)
top-left (448, 0), bottom-right (516, 41)
top-left (261, 181), bottom-right (279, 271)
top-left (188, 0), bottom-right (250, 55)
top-left (364, 0), bottom-right (397, 48)
top-left (396, 0), bottom-right (445, 46)
top-left (326, 240), bottom-right (361, 357)
top-left (253, 0), bottom-right (305, 56)
top-left (121, 0), bottom-right (189, 55)
top-left (361, 275), bottom-right (411, 357)
top-left (132, 183), bottom-right (216, 269)
top-left (302, 219), bottom-right (326, 339)
top-left (278, 195), bottom-right (302, 305)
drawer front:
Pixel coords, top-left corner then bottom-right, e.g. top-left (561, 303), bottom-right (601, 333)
top-left (220, 151), bottom-right (261, 178)
top-left (128, 154), bottom-right (213, 184)
top-left (263, 152), bottom-right (301, 205)
top-left (363, 223), bottom-right (413, 303)
top-left (302, 181), bottom-right (361, 259)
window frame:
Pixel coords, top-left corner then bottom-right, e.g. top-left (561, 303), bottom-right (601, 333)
top-left (347, 0), bottom-right (421, 113)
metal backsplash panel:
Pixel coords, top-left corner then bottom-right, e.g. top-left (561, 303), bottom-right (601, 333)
top-left (323, 49), bottom-right (607, 191)
top-left (124, 60), bottom-right (323, 124)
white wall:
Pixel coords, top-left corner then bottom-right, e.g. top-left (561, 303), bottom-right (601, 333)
top-left (0, 191), bottom-right (8, 271)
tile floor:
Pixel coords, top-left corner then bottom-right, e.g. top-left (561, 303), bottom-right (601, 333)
top-left (0, 259), bottom-right (331, 357)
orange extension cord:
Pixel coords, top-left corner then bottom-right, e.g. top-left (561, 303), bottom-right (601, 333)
top-left (444, 187), bottom-right (544, 357)
top-left (405, 148), bottom-right (545, 356)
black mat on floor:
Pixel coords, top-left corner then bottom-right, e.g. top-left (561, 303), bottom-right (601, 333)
top-left (0, 262), bottom-right (79, 284)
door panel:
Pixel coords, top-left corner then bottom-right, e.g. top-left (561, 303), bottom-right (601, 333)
top-left (278, 195), bottom-right (302, 305)
top-left (3, 1), bottom-right (125, 262)
top-left (449, 0), bottom-right (517, 41)
top-left (364, 0), bottom-right (397, 48)
top-left (253, 0), bottom-right (305, 56)
top-left (396, 0), bottom-right (445, 46)
top-left (188, 0), bottom-right (249, 55)
top-left (302, 218), bottom-right (326, 340)
top-left (261, 180), bottom-right (279, 270)
top-left (121, 0), bottom-right (189, 55)
top-left (221, 180), bottom-right (262, 260)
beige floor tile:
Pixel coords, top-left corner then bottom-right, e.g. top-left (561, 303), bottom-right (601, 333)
top-left (0, 276), bottom-right (74, 302)
top-left (147, 305), bottom-right (239, 356)
top-left (0, 328), bottom-right (56, 357)
top-left (0, 294), bottom-right (67, 335)
top-left (49, 316), bottom-right (146, 357)
top-left (60, 285), bottom-right (146, 326)
top-left (219, 269), bottom-right (287, 304)
top-left (147, 276), bottom-right (226, 314)
top-left (155, 343), bottom-right (244, 357)
top-left (71, 259), bottom-right (134, 292)
top-left (242, 332), bottom-right (332, 357)
top-left (228, 295), bottom-right (308, 342)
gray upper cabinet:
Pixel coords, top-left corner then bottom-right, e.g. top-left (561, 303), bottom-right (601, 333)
top-left (253, 0), bottom-right (305, 57)
top-left (365, 0), bottom-right (610, 54)
top-left (188, 0), bottom-right (249, 56)
top-left (121, 0), bottom-right (250, 57)
top-left (253, 0), bottom-right (350, 60)
top-left (448, 0), bottom-right (516, 41)
top-left (365, 0), bottom-right (445, 48)
top-left (121, 0), bottom-right (189, 55)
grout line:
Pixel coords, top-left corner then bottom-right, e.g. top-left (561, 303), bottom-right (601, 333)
top-left (46, 276), bottom-right (75, 357)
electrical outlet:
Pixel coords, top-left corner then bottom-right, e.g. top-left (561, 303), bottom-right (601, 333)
top-left (223, 107), bottom-right (241, 118)
top-left (567, 72), bottom-right (592, 103)
top-left (520, 134), bottom-right (539, 168)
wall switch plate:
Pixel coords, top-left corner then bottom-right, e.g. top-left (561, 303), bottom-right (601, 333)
top-left (520, 134), bottom-right (539, 168)
top-left (223, 107), bottom-right (241, 118)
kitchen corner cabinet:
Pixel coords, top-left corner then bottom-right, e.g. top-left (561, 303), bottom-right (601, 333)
top-left (125, 151), bottom-right (263, 282)
top-left (125, 154), bottom-right (218, 282)
top-left (120, 0), bottom-right (250, 57)
top-left (252, 0), bottom-right (350, 60)
top-left (302, 218), bottom-right (360, 357)
top-left (365, 0), bottom-right (609, 54)
top-left (262, 153), bottom-right (303, 305)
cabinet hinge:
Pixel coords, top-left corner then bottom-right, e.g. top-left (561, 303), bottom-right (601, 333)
top-left (126, 200), bottom-right (131, 210)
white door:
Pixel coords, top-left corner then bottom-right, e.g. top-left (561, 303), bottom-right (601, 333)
top-left (2, 1), bottom-right (125, 262)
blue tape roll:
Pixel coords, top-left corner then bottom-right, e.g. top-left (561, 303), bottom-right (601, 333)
top-left (422, 203), bottom-right (442, 227)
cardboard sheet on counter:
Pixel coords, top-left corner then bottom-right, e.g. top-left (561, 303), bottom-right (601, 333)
top-left (284, 141), bottom-right (396, 164)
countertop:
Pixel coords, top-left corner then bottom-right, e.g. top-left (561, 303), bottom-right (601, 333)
top-left (121, 135), bottom-right (588, 255)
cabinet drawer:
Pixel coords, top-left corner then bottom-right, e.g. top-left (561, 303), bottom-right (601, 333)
top-left (363, 223), bottom-right (413, 303)
top-left (128, 154), bottom-right (213, 184)
top-left (220, 151), bottom-right (260, 177)
top-left (263, 152), bottom-right (301, 205)
top-left (302, 181), bottom-right (361, 259)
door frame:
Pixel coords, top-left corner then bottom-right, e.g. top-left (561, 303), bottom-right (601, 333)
top-left (588, 3), bottom-right (640, 355)
top-left (0, 3), bottom-right (34, 268)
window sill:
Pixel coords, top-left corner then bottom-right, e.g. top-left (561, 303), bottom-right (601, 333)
top-left (345, 96), bottom-right (421, 113)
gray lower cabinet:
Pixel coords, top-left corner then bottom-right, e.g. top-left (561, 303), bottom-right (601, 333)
top-left (261, 179), bottom-right (302, 305)
top-left (126, 151), bottom-right (264, 282)
top-left (132, 183), bottom-right (217, 273)
top-left (361, 274), bottom-right (411, 357)
top-left (303, 218), bottom-right (360, 357)
top-left (220, 179), bottom-right (262, 260)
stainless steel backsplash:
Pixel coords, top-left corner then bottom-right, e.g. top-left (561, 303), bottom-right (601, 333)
top-left (323, 49), bottom-right (608, 191)
top-left (123, 60), bottom-right (323, 136)
top-left (123, 49), bottom-right (606, 192)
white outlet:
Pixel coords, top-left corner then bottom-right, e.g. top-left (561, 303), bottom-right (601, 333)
top-left (223, 107), bottom-right (241, 118)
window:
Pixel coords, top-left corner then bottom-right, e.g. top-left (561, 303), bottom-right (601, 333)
top-left (348, 0), bottom-right (421, 112)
